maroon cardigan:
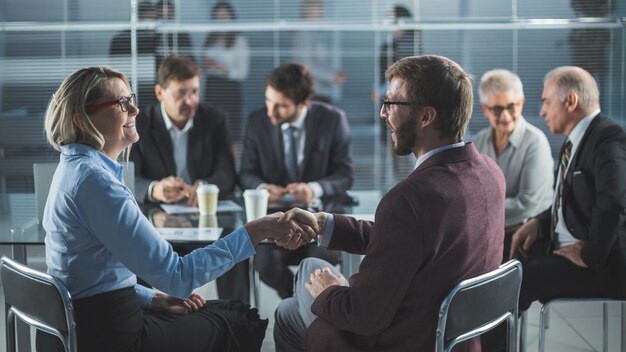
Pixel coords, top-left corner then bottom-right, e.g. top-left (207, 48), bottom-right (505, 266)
top-left (305, 143), bottom-right (505, 351)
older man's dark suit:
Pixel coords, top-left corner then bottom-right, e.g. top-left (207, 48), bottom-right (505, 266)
top-left (304, 143), bottom-right (505, 351)
top-left (129, 103), bottom-right (245, 302)
top-left (130, 103), bottom-right (237, 202)
top-left (519, 115), bottom-right (626, 310)
top-left (240, 102), bottom-right (353, 298)
top-left (240, 102), bottom-right (352, 194)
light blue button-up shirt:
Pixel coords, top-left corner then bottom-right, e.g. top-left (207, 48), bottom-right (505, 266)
top-left (44, 143), bottom-right (254, 307)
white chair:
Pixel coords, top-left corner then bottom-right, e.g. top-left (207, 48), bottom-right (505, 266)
top-left (435, 260), bottom-right (523, 352)
top-left (1, 256), bottom-right (77, 352)
top-left (34, 161), bottom-right (135, 223)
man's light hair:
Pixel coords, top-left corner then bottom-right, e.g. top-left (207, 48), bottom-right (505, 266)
top-left (544, 66), bottom-right (600, 112)
top-left (479, 69), bottom-right (524, 103)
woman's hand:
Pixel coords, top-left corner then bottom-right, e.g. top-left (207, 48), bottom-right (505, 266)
top-left (150, 292), bottom-right (206, 315)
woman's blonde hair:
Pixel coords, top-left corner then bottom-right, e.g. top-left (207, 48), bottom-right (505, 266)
top-left (45, 66), bottom-right (130, 155)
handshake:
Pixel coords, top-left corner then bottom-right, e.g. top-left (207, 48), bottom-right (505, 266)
top-left (243, 208), bottom-right (328, 249)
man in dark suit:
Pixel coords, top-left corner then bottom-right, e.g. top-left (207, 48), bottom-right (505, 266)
top-left (131, 54), bottom-right (236, 204)
top-left (130, 54), bottom-right (245, 302)
top-left (272, 55), bottom-right (506, 351)
top-left (508, 66), bottom-right (626, 312)
top-left (240, 62), bottom-right (353, 299)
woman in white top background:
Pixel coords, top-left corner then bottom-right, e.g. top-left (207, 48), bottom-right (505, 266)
top-left (202, 1), bottom-right (250, 142)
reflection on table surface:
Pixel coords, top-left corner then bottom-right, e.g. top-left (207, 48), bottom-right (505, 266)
top-left (0, 190), bottom-right (383, 245)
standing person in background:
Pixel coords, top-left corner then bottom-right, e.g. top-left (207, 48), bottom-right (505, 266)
top-left (473, 69), bottom-right (554, 260)
top-left (109, 0), bottom-right (159, 107)
top-left (373, 5), bottom-right (419, 102)
top-left (292, 0), bottom-right (346, 103)
top-left (203, 1), bottom-right (250, 142)
top-left (154, 0), bottom-right (194, 68)
top-left (37, 65), bottom-right (315, 352)
top-left (374, 5), bottom-right (421, 187)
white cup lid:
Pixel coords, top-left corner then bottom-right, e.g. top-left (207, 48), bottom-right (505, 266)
top-left (243, 189), bottom-right (269, 196)
top-left (197, 184), bottom-right (219, 193)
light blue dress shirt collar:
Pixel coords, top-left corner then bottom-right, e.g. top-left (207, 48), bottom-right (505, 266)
top-left (414, 141), bottom-right (466, 170)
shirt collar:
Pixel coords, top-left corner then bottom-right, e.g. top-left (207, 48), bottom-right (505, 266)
top-left (281, 106), bottom-right (308, 132)
top-left (414, 141), bottom-right (466, 169)
top-left (60, 143), bottom-right (124, 181)
top-left (160, 102), bottom-right (194, 133)
top-left (506, 116), bottom-right (527, 149)
top-left (568, 109), bottom-right (600, 148)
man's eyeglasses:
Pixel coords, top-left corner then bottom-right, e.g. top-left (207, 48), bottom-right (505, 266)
top-left (486, 102), bottom-right (519, 117)
top-left (382, 98), bottom-right (411, 111)
top-left (168, 89), bottom-right (200, 101)
top-left (85, 93), bottom-right (136, 113)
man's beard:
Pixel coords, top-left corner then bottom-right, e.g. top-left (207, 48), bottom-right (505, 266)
top-left (392, 115), bottom-right (417, 156)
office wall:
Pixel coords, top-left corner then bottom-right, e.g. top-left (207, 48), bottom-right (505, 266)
top-left (1, 0), bottom-right (624, 193)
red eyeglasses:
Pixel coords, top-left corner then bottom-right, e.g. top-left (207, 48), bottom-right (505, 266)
top-left (85, 93), bottom-right (136, 113)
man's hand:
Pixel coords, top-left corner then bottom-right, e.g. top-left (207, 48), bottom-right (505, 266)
top-left (244, 212), bottom-right (317, 246)
top-left (274, 208), bottom-right (326, 249)
top-left (278, 208), bottom-right (327, 234)
top-left (553, 241), bottom-right (588, 268)
top-left (149, 292), bottom-right (206, 315)
top-left (286, 183), bottom-right (314, 205)
top-left (509, 219), bottom-right (540, 260)
top-left (266, 184), bottom-right (287, 203)
top-left (152, 176), bottom-right (189, 204)
top-left (305, 267), bottom-right (347, 299)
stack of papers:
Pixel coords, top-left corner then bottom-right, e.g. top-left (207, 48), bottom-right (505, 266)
top-left (156, 227), bottom-right (223, 242)
top-left (160, 200), bottom-right (243, 214)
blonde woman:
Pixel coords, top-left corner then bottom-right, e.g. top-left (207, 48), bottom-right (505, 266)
top-left (39, 66), bottom-right (312, 352)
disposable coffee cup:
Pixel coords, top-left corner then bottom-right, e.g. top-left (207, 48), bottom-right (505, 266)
top-left (243, 189), bottom-right (269, 222)
top-left (198, 214), bottom-right (218, 228)
top-left (197, 184), bottom-right (219, 214)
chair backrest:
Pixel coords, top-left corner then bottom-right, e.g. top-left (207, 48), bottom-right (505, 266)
top-left (34, 161), bottom-right (135, 223)
top-left (435, 259), bottom-right (523, 352)
top-left (0, 256), bottom-right (77, 352)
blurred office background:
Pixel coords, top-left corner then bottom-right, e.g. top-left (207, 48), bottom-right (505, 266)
top-left (1, 0), bottom-right (625, 195)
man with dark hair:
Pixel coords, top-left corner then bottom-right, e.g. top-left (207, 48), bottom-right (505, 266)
top-left (240, 62), bottom-right (353, 299)
top-left (272, 55), bottom-right (505, 351)
top-left (131, 54), bottom-right (236, 205)
top-left (130, 54), bottom-right (244, 301)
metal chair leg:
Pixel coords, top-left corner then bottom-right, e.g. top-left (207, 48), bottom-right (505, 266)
top-left (602, 302), bottom-right (608, 352)
top-left (519, 311), bottom-right (527, 352)
top-left (7, 309), bottom-right (16, 352)
top-left (620, 303), bottom-right (626, 352)
top-left (538, 302), bottom-right (552, 352)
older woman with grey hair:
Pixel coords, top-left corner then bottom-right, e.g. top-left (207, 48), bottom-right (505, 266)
top-left (473, 69), bottom-right (554, 260)
top-left (38, 66), bottom-right (313, 352)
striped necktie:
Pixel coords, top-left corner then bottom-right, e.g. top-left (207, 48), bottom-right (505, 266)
top-left (551, 139), bottom-right (573, 242)
top-left (284, 126), bottom-right (299, 183)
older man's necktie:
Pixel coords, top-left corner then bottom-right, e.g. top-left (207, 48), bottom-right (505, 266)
top-left (551, 139), bottom-right (573, 242)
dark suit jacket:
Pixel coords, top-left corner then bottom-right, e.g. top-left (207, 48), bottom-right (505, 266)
top-left (239, 102), bottom-right (353, 196)
top-left (536, 115), bottom-right (626, 298)
top-left (305, 143), bottom-right (506, 351)
top-left (130, 103), bottom-right (237, 202)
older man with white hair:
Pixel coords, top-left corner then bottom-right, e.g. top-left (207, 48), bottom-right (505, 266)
top-left (509, 65), bottom-right (626, 306)
top-left (473, 69), bottom-right (554, 260)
